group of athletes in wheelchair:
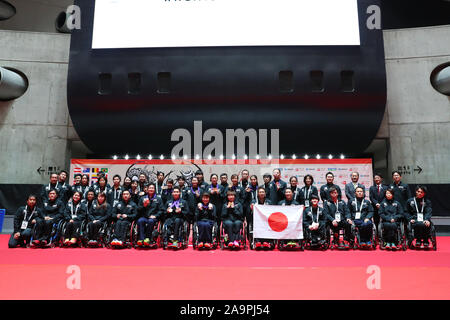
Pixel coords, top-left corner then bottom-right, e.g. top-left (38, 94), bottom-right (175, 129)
top-left (8, 169), bottom-right (436, 251)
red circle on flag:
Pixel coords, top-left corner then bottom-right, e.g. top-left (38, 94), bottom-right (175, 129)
top-left (268, 212), bottom-right (289, 232)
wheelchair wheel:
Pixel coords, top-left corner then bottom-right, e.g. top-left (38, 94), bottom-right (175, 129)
top-left (431, 223), bottom-right (437, 251)
top-left (79, 220), bottom-right (89, 247)
top-left (241, 221), bottom-right (247, 250)
top-left (130, 221), bottom-right (138, 248)
top-left (182, 221), bottom-right (190, 249)
top-left (192, 222), bottom-right (198, 249)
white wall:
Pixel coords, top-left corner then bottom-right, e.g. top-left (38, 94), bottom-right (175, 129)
top-left (383, 25), bottom-right (450, 183)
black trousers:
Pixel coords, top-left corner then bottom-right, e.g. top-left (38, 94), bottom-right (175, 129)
top-left (113, 219), bottom-right (131, 241)
top-left (223, 220), bottom-right (243, 242)
top-left (305, 223), bottom-right (326, 243)
top-left (164, 217), bottom-right (184, 241)
top-left (411, 222), bottom-right (430, 240)
top-left (8, 228), bottom-right (32, 248)
top-left (64, 221), bottom-right (82, 239)
top-left (34, 219), bottom-right (57, 241)
top-left (197, 220), bottom-right (214, 243)
top-left (87, 221), bottom-right (103, 240)
top-left (382, 222), bottom-right (399, 243)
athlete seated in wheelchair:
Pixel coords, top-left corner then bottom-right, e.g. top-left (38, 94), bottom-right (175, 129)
top-left (32, 189), bottom-right (64, 247)
top-left (62, 191), bottom-right (87, 247)
top-left (110, 190), bottom-right (138, 248)
top-left (323, 187), bottom-right (352, 249)
top-left (250, 187), bottom-right (275, 250)
top-left (162, 187), bottom-right (190, 249)
top-left (378, 189), bottom-right (405, 250)
top-left (303, 195), bottom-right (328, 250)
top-left (193, 192), bottom-right (218, 249)
top-left (277, 188), bottom-right (302, 250)
top-left (136, 183), bottom-right (164, 248)
top-left (85, 192), bottom-right (111, 247)
top-left (405, 186), bottom-right (436, 250)
top-left (348, 187), bottom-right (376, 249)
top-left (221, 190), bottom-right (245, 249)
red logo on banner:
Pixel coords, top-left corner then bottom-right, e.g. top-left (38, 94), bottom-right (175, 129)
top-left (268, 212), bottom-right (289, 232)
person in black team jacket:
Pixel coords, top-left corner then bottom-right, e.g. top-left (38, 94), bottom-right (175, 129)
top-left (92, 176), bottom-right (110, 198)
top-left (269, 168), bottom-right (287, 205)
top-left (63, 191), bottom-right (87, 247)
top-left (107, 174), bottom-right (123, 207)
top-left (226, 174), bottom-right (245, 206)
top-left (320, 172), bottom-right (342, 202)
top-left (136, 183), bottom-right (164, 247)
top-left (221, 190), bottom-right (244, 249)
top-left (81, 190), bottom-right (96, 218)
top-left (195, 192), bottom-right (217, 249)
top-left (243, 175), bottom-right (259, 236)
top-left (155, 171), bottom-right (165, 195)
top-left (323, 187), bottom-right (352, 249)
top-left (80, 174), bottom-right (91, 199)
top-left (348, 187), bottom-right (374, 247)
top-left (86, 192), bottom-right (111, 246)
top-left (220, 173), bottom-right (229, 190)
top-left (161, 179), bottom-right (174, 205)
top-left (187, 177), bottom-right (203, 219)
top-left (195, 170), bottom-right (209, 190)
top-left (70, 174), bottom-right (83, 200)
top-left (9, 194), bottom-right (41, 248)
top-left (110, 190), bottom-right (138, 248)
top-left (405, 185), bottom-right (433, 249)
top-left (57, 170), bottom-right (70, 203)
top-left (260, 173), bottom-right (272, 200)
top-left (122, 176), bottom-right (132, 193)
top-left (369, 173), bottom-right (388, 229)
top-left (378, 189), bottom-right (404, 250)
top-left (389, 171), bottom-right (412, 212)
top-left (250, 187), bottom-right (274, 250)
top-left (164, 187), bottom-right (189, 248)
top-left (303, 194), bottom-right (327, 246)
top-left (289, 176), bottom-right (302, 204)
top-left (206, 174), bottom-right (224, 222)
top-left (33, 189), bottom-right (64, 246)
top-left (298, 174), bottom-right (319, 208)
top-left (278, 188), bottom-right (301, 249)
top-left (239, 169), bottom-right (250, 189)
top-left (40, 173), bottom-right (60, 204)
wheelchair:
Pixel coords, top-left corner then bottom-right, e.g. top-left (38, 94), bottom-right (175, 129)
top-left (192, 221), bottom-right (219, 250)
top-left (58, 220), bottom-right (87, 248)
top-left (247, 221), bottom-right (276, 251)
top-left (29, 219), bottom-right (64, 248)
top-left (328, 222), bottom-right (353, 251)
top-left (302, 225), bottom-right (329, 251)
top-left (350, 220), bottom-right (377, 250)
top-left (220, 220), bottom-right (247, 250)
top-left (84, 220), bottom-right (110, 248)
top-left (133, 220), bottom-right (161, 249)
top-left (406, 221), bottom-right (437, 251)
top-left (161, 219), bottom-right (190, 250)
top-left (378, 221), bottom-right (407, 251)
top-left (104, 220), bottom-right (135, 249)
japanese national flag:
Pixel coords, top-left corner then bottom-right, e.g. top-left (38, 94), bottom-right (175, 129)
top-left (253, 205), bottom-right (304, 240)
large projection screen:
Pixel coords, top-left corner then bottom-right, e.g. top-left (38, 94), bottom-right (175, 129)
top-left (92, 0), bottom-right (361, 49)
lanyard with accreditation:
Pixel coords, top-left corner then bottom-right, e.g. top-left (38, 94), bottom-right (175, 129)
top-left (21, 206), bottom-right (37, 230)
top-left (414, 198), bottom-right (425, 222)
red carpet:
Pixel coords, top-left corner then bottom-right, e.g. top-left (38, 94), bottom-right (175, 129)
top-left (1, 235), bottom-right (449, 300)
